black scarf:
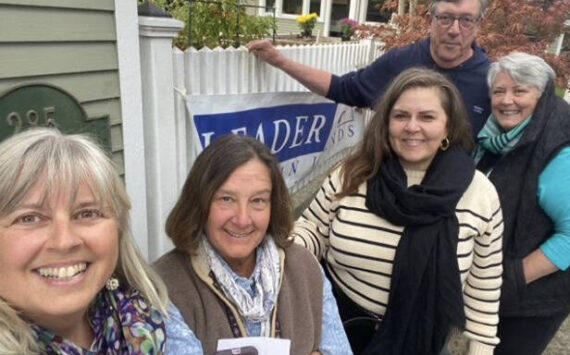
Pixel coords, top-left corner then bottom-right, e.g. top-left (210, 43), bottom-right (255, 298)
top-left (362, 145), bottom-right (474, 355)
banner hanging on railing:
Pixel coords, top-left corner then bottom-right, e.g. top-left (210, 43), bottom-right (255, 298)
top-left (184, 92), bottom-right (365, 193)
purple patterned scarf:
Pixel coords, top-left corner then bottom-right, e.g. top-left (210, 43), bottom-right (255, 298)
top-left (32, 285), bottom-right (166, 355)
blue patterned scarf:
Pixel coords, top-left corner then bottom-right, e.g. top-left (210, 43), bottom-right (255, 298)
top-left (202, 235), bottom-right (281, 337)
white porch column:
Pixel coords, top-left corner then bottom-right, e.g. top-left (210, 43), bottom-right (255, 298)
top-left (138, 13), bottom-right (184, 261)
top-left (323, 0), bottom-right (333, 36)
top-left (348, 0), bottom-right (359, 21)
top-left (275, 0), bottom-right (283, 16)
top-left (115, 0), bottom-right (149, 259)
top-left (358, 0), bottom-right (368, 23)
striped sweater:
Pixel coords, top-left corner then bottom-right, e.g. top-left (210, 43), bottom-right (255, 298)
top-left (292, 167), bottom-right (504, 355)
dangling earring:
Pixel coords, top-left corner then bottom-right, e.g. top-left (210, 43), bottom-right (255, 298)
top-left (105, 277), bottom-right (119, 291)
top-left (440, 137), bottom-right (450, 151)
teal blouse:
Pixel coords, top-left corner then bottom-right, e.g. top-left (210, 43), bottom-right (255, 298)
top-left (539, 146), bottom-right (570, 270)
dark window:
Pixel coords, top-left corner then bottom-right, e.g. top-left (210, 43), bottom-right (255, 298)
top-left (309, 0), bottom-right (320, 14)
top-left (283, 0), bottom-right (303, 14)
top-left (365, 0), bottom-right (392, 22)
top-left (266, 0), bottom-right (276, 12)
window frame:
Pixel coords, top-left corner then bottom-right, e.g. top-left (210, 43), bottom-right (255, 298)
top-left (260, 0), bottom-right (326, 21)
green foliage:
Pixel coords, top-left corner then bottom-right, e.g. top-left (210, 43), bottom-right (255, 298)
top-left (141, 0), bottom-right (275, 49)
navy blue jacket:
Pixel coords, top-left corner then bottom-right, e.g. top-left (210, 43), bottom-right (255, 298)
top-left (326, 38), bottom-right (491, 136)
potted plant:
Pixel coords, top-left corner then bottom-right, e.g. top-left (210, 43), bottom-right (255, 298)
top-left (297, 13), bottom-right (318, 38)
top-left (339, 18), bottom-right (358, 41)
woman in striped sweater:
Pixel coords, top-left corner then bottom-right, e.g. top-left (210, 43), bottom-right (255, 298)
top-left (292, 68), bottom-right (504, 355)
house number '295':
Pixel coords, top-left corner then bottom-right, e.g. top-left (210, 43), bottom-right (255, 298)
top-left (7, 106), bottom-right (56, 133)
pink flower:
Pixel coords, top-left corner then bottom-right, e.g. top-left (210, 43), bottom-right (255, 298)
top-left (339, 18), bottom-right (358, 27)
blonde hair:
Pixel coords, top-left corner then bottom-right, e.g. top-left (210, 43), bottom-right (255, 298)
top-left (0, 128), bottom-right (169, 354)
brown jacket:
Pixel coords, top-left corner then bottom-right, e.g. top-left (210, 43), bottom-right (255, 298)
top-left (154, 242), bottom-right (323, 355)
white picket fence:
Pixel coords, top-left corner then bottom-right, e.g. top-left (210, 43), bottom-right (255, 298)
top-left (175, 39), bottom-right (384, 95)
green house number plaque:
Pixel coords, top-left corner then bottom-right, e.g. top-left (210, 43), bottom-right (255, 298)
top-left (0, 84), bottom-right (110, 151)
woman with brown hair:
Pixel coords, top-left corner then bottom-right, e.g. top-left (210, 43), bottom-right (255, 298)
top-left (293, 68), bottom-right (504, 355)
top-left (154, 134), bottom-right (351, 354)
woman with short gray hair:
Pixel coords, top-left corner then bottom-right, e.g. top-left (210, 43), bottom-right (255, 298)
top-left (486, 51), bottom-right (556, 97)
top-left (474, 52), bottom-right (570, 355)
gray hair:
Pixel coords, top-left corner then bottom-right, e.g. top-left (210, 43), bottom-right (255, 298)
top-left (0, 128), bottom-right (168, 354)
top-left (487, 52), bottom-right (556, 96)
top-left (430, 0), bottom-right (489, 17)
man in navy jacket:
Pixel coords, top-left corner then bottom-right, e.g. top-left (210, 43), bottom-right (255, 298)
top-left (248, 0), bottom-right (490, 135)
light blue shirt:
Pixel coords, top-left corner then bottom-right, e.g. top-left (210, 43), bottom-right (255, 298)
top-left (164, 268), bottom-right (352, 354)
top-left (538, 146), bottom-right (570, 270)
top-left (164, 303), bottom-right (202, 354)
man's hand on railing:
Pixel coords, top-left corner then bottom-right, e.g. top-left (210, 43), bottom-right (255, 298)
top-left (247, 39), bottom-right (288, 68)
top-left (247, 39), bottom-right (332, 97)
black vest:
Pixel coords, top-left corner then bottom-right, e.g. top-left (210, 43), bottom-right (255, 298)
top-left (478, 82), bottom-right (570, 316)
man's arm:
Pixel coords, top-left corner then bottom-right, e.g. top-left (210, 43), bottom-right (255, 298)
top-left (247, 39), bottom-right (332, 96)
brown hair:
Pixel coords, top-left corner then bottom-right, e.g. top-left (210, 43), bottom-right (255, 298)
top-left (337, 67), bottom-right (474, 197)
top-left (166, 134), bottom-right (293, 253)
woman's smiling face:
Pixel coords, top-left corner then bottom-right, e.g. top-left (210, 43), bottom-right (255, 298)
top-left (491, 70), bottom-right (540, 131)
top-left (0, 182), bottom-right (119, 333)
top-left (388, 87), bottom-right (449, 170)
top-left (204, 158), bottom-right (272, 278)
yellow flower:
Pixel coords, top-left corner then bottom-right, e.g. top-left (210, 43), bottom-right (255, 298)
top-left (297, 12), bottom-right (318, 24)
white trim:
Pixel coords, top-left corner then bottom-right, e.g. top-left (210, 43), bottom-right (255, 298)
top-left (318, 0), bottom-right (326, 19)
top-left (277, 13), bottom-right (303, 19)
top-left (302, 0), bottom-right (310, 15)
top-left (114, 0), bottom-right (149, 259)
top-left (324, 0), bottom-right (333, 35)
top-left (139, 16), bottom-right (185, 37)
top-left (358, 0), bottom-right (368, 22)
top-left (275, 13), bottom-right (325, 21)
top-left (348, 0), bottom-right (358, 20)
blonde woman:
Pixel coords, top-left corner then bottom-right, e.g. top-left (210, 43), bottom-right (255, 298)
top-left (0, 128), bottom-right (191, 354)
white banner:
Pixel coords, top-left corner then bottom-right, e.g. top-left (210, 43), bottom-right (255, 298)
top-left (185, 92), bottom-right (365, 193)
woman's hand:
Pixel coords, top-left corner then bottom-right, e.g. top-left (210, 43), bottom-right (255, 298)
top-left (310, 351), bottom-right (322, 355)
top-left (522, 248), bottom-right (559, 284)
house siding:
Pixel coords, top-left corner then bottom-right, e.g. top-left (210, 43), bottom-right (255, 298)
top-left (276, 17), bottom-right (325, 36)
top-left (0, 0), bottom-right (124, 174)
